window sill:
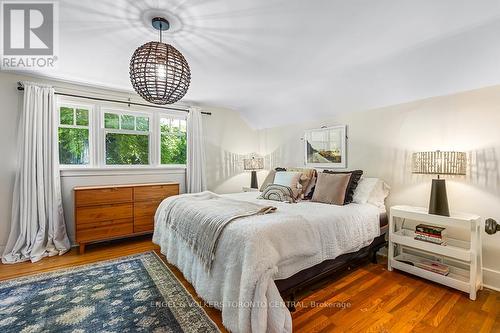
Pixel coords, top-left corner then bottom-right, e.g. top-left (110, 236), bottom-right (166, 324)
top-left (60, 166), bottom-right (186, 177)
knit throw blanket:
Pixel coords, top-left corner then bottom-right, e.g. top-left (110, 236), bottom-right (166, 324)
top-left (161, 192), bottom-right (277, 271)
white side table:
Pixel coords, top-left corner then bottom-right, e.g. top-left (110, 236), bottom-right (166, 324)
top-left (388, 205), bottom-right (482, 300)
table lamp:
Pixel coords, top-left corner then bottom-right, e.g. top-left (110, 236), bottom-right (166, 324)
top-left (243, 156), bottom-right (264, 189)
top-left (412, 151), bottom-right (466, 216)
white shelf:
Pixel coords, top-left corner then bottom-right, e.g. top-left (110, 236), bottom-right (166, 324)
top-left (391, 229), bottom-right (471, 262)
top-left (392, 253), bottom-right (470, 293)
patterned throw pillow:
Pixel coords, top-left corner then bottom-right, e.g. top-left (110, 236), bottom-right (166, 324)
top-left (259, 184), bottom-right (296, 203)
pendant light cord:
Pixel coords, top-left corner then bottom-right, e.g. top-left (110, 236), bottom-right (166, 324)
top-left (159, 22), bottom-right (163, 43)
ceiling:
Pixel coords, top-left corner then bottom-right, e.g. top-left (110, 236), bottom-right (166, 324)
top-left (20, 0), bottom-right (500, 128)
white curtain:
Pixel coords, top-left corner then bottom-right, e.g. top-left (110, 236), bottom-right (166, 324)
top-left (186, 107), bottom-right (207, 193)
top-left (2, 82), bottom-right (70, 264)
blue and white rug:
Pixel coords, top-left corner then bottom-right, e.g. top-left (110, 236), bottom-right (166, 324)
top-left (0, 252), bottom-right (220, 333)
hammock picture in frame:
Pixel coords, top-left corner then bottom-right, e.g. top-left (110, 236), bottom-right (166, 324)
top-left (304, 125), bottom-right (347, 168)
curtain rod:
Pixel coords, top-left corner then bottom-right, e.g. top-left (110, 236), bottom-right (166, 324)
top-left (16, 82), bottom-right (212, 115)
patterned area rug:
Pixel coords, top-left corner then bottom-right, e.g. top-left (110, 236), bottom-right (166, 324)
top-left (0, 252), bottom-right (220, 333)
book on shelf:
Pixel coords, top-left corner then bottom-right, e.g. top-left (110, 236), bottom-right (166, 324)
top-left (415, 224), bottom-right (447, 237)
top-left (414, 234), bottom-right (447, 245)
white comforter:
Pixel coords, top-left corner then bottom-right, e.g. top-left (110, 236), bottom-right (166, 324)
top-left (153, 191), bottom-right (380, 333)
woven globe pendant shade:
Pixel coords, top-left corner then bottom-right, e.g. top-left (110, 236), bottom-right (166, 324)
top-left (130, 17), bottom-right (191, 105)
top-left (130, 41), bottom-right (190, 104)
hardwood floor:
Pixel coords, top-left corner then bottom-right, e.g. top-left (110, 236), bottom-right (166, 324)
top-left (0, 237), bottom-right (498, 333)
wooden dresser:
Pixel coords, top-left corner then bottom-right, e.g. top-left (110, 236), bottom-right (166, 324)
top-left (74, 182), bottom-right (179, 254)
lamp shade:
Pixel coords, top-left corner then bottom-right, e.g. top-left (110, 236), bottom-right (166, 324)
top-left (243, 157), bottom-right (264, 170)
top-left (412, 151), bottom-right (466, 175)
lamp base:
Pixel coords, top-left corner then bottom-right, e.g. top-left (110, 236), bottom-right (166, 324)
top-left (250, 170), bottom-right (258, 189)
top-left (429, 179), bottom-right (450, 217)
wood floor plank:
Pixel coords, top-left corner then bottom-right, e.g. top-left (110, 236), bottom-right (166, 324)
top-left (1, 237), bottom-right (498, 333)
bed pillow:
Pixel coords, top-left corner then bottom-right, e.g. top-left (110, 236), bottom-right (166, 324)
top-left (259, 167), bottom-right (288, 192)
top-left (259, 184), bottom-right (296, 203)
top-left (274, 171), bottom-right (302, 199)
top-left (311, 173), bottom-right (351, 205)
top-left (353, 178), bottom-right (390, 208)
top-left (259, 170), bottom-right (276, 192)
top-left (323, 169), bottom-right (363, 204)
top-left (367, 180), bottom-right (390, 208)
top-left (352, 177), bottom-right (379, 204)
top-left (286, 168), bottom-right (316, 198)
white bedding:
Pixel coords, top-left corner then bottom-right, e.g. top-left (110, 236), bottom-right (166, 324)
top-left (153, 191), bottom-right (381, 333)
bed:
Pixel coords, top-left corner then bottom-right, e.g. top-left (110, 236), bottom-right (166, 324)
top-left (153, 191), bottom-right (387, 333)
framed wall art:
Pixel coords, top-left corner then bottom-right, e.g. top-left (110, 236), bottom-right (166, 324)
top-left (304, 125), bottom-right (347, 168)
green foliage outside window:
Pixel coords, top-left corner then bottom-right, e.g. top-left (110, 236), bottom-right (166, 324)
top-left (59, 128), bottom-right (89, 164)
top-left (104, 113), bottom-right (119, 129)
top-left (106, 133), bottom-right (149, 165)
top-left (161, 120), bottom-right (187, 165)
top-left (59, 107), bottom-right (74, 125)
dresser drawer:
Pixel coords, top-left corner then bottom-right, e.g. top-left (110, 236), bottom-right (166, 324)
top-left (76, 187), bottom-right (133, 207)
top-left (77, 220), bottom-right (133, 242)
top-left (76, 203), bottom-right (133, 224)
top-left (134, 216), bottom-right (154, 233)
top-left (134, 184), bottom-right (179, 202)
top-left (134, 201), bottom-right (161, 218)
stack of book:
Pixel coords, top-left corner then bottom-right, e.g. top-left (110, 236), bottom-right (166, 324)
top-left (414, 224), bottom-right (447, 245)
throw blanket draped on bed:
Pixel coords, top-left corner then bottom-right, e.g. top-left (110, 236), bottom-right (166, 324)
top-left (160, 192), bottom-right (277, 271)
top-left (154, 191), bottom-right (381, 333)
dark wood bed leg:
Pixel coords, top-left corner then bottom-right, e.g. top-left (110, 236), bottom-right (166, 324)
top-left (370, 249), bottom-right (378, 264)
top-left (370, 241), bottom-right (388, 264)
top-left (286, 293), bottom-right (296, 312)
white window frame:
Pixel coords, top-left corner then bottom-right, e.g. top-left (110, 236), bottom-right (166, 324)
top-left (57, 102), bottom-right (95, 169)
top-left (56, 96), bottom-right (188, 170)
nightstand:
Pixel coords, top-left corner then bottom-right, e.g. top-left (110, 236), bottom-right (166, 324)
top-left (388, 205), bottom-right (482, 300)
top-left (242, 187), bottom-right (259, 192)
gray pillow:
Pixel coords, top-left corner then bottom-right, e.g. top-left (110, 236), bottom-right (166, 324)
top-left (259, 184), bottom-right (296, 203)
top-left (311, 173), bottom-right (351, 205)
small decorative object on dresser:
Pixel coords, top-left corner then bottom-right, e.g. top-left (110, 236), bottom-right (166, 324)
top-left (388, 205), bottom-right (482, 300)
top-left (74, 183), bottom-right (179, 254)
top-left (412, 151), bottom-right (467, 216)
top-left (243, 156), bottom-right (264, 189)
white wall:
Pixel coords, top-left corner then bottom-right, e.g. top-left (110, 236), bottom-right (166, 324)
top-left (257, 85), bottom-right (500, 290)
top-left (0, 72), bottom-right (255, 248)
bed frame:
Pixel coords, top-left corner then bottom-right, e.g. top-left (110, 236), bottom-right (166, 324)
top-left (275, 213), bottom-right (388, 311)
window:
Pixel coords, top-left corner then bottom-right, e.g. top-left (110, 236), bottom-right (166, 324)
top-left (160, 117), bottom-right (187, 165)
top-left (58, 105), bottom-right (91, 165)
top-left (104, 111), bottom-right (150, 165)
top-left (56, 98), bottom-right (187, 168)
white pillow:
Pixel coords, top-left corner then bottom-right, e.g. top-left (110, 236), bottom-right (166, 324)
top-left (368, 180), bottom-right (390, 209)
top-left (352, 177), bottom-right (378, 204)
top-left (353, 177), bottom-right (390, 208)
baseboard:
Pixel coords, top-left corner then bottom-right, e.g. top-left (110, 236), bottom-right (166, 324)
top-left (483, 268), bottom-right (500, 292)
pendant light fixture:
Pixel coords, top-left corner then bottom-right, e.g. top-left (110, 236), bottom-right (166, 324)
top-left (130, 17), bottom-right (191, 105)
